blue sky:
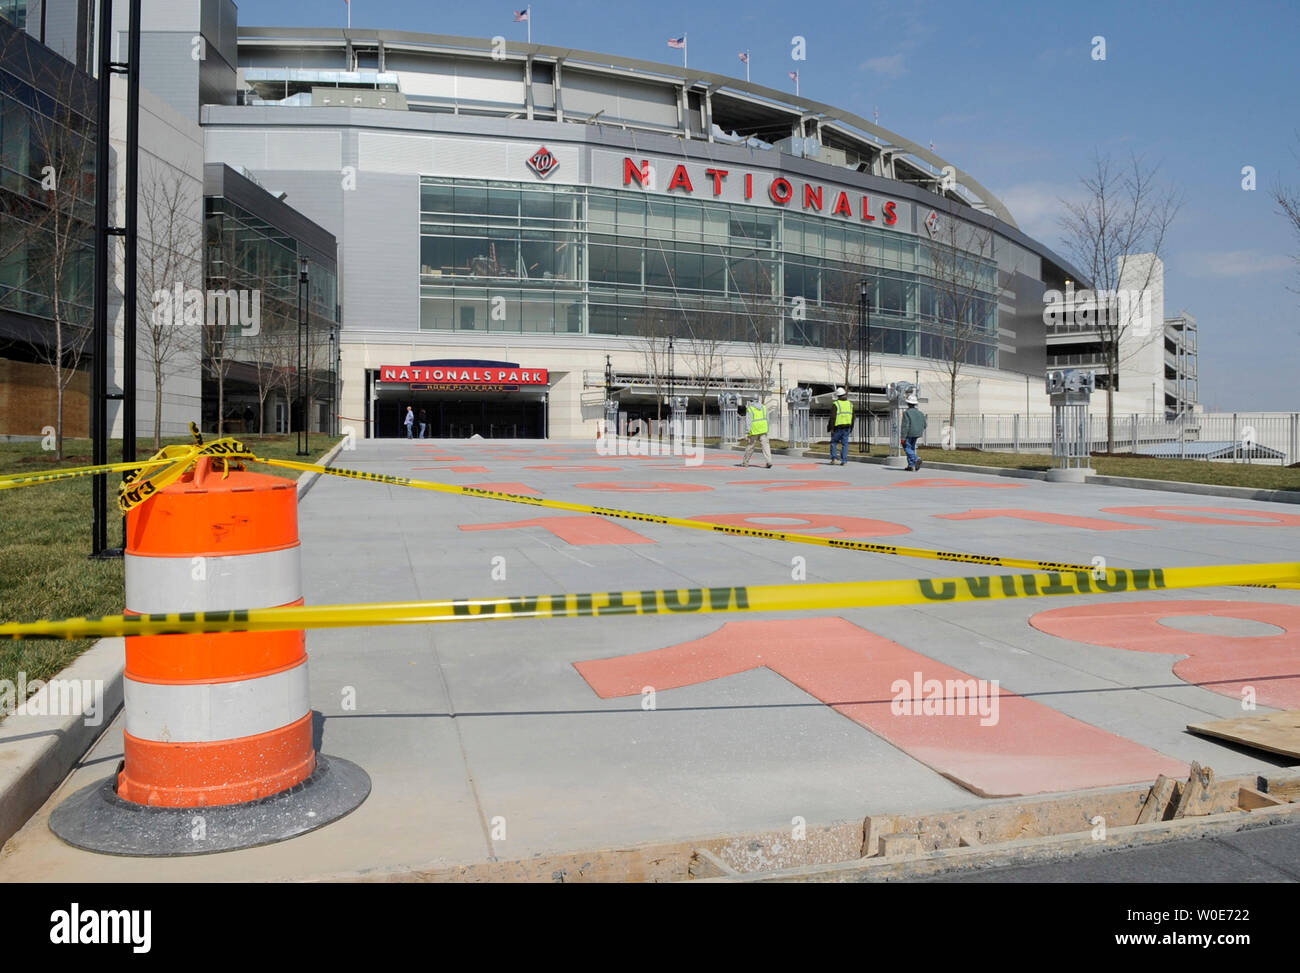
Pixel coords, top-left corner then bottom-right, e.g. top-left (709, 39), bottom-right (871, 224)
top-left (237, 0), bottom-right (1300, 411)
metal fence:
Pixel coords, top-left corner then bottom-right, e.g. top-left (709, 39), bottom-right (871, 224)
top-left (604, 407), bottom-right (1300, 466)
top-left (915, 412), bottom-right (1300, 466)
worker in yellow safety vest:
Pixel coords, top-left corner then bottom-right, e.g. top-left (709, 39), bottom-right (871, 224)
top-left (827, 386), bottom-right (853, 465)
top-left (740, 397), bottom-right (772, 468)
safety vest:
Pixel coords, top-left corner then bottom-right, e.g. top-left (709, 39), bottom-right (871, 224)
top-left (746, 403), bottom-right (768, 436)
top-left (833, 399), bottom-right (853, 426)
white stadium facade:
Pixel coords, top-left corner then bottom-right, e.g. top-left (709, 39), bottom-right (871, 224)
top-left (6, 1), bottom-right (1200, 442)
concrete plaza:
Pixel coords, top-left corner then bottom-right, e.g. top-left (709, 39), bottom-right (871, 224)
top-left (2, 437), bottom-right (1298, 880)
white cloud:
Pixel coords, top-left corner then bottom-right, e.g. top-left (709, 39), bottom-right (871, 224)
top-left (989, 181), bottom-right (1080, 245)
top-left (860, 54), bottom-right (906, 79)
top-left (1182, 250), bottom-right (1293, 277)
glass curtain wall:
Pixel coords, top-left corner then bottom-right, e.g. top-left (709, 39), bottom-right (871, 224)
top-left (418, 176), bottom-right (999, 368)
top-left (204, 196), bottom-right (338, 431)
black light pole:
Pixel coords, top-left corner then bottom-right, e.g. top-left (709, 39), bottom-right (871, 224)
top-left (90, 1), bottom-right (113, 557)
top-left (91, 0), bottom-right (141, 557)
top-left (296, 257), bottom-right (310, 455)
top-left (668, 335), bottom-right (674, 439)
top-left (859, 280), bottom-right (869, 455)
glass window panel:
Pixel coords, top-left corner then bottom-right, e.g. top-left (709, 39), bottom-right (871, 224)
top-left (647, 198), bottom-right (673, 238)
top-left (487, 187), bottom-right (518, 220)
top-left (674, 201), bottom-right (702, 242)
top-left (673, 248), bottom-right (702, 291)
top-left (453, 287), bottom-right (488, 331)
top-left (617, 195), bottom-right (645, 234)
top-left (702, 206), bottom-right (729, 243)
top-left (521, 292), bottom-right (555, 332)
top-left (454, 186), bottom-right (488, 215)
top-left (421, 181), bottom-right (454, 214)
top-left (615, 243), bottom-right (641, 286)
top-left (588, 237), bottom-right (616, 284)
top-left (420, 296), bottom-right (454, 330)
top-left (455, 237), bottom-right (493, 278)
top-left (824, 224), bottom-right (845, 260)
top-left (701, 252), bottom-right (725, 293)
top-left (557, 294), bottom-right (583, 333)
top-left (588, 192), bottom-right (616, 229)
top-left (645, 247), bottom-right (672, 289)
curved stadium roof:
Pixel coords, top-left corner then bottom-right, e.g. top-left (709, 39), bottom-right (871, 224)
top-left (237, 27), bottom-right (1018, 228)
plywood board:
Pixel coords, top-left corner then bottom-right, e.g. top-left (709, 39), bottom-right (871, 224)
top-left (1187, 710), bottom-right (1300, 759)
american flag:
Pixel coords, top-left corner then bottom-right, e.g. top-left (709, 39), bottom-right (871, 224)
top-left (667, 36), bottom-right (685, 49)
top-left (738, 52), bottom-right (749, 64)
top-left (788, 70), bottom-right (798, 81)
top-left (513, 8), bottom-right (528, 21)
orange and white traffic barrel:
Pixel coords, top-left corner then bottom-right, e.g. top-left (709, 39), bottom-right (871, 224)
top-left (50, 455), bottom-right (368, 856)
top-left (119, 456), bottom-right (312, 807)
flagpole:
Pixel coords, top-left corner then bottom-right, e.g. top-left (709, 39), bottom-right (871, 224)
top-left (746, 51), bottom-right (750, 82)
top-left (527, 5), bottom-right (531, 43)
top-left (683, 33), bottom-right (687, 69)
top-left (347, 1), bottom-right (351, 28)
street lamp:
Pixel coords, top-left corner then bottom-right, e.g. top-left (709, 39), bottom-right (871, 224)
top-left (859, 279), bottom-right (871, 455)
top-left (296, 256), bottom-right (310, 456)
top-left (668, 335), bottom-right (675, 440)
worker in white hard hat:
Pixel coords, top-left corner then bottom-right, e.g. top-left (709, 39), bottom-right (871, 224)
top-left (827, 387), bottom-right (853, 466)
top-left (900, 391), bottom-right (927, 471)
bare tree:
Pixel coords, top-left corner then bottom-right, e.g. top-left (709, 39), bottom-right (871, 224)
top-left (685, 310), bottom-right (728, 429)
top-left (138, 164), bottom-right (203, 448)
top-left (0, 32), bottom-right (97, 458)
top-left (632, 310), bottom-right (672, 426)
top-left (1274, 136), bottom-right (1300, 301)
top-left (1059, 152), bottom-right (1181, 451)
top-left (819, 269), bottom-right (864, 394)
top-left (923, 215), bottom-right (996, 425)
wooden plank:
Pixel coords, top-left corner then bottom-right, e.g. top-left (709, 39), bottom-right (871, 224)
top-left (1137, 775), bottom-right (1177, 824)
top-left (1187, 710), bottom-right (1300, 759)
top-left (1172, 762), bottom-right (1217, 819)
top-left (1238, 787), bottom-right (1287, 810)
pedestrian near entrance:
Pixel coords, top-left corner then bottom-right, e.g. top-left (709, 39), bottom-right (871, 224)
top-left (901, 392), bottom-right (926, 471)
top-left (827, 386), bottom-right (853, 465)
top-left (404, 405), bottom-right (414, 439)
top-left (740, 397), bottom-right (772, 468)
top-left (418, 407), bottom-right (428, 439)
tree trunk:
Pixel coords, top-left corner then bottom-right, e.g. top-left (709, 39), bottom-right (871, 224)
top-left (153, 360), bottom-right (163, 450)
top-left (949, 370), bottom-right (958, 426)
top-left (56, 377), bottom-right (65, 461)
top-left (217, 368), bottom-right (225, 437)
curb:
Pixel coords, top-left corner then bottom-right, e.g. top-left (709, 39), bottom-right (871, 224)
top-left (0, 638), bottom-right (125, 851)
top-left (297, 438), bottom-right (347, 500)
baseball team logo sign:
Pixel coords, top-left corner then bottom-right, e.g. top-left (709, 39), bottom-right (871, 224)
top-left (925, 210), bottom-right (940, 236)
top-left (527, 145), bottom-right (560, 179)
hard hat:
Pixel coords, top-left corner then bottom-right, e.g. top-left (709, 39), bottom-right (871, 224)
top-left (905, 393), bottom-right (918, 405)
top-left (835, 387), bottom-right (847, 396)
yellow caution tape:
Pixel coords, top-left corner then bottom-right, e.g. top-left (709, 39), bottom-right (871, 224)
top-left (0, 456), bottom-right (178, 492)
top-left (0, 437), bottom-right (254, 514)
top-left (1, 561), bottom-right (1296, 641)
top-left (246, 453), bottom-right (1300, 590)
top-left (116, 438), bottom-right (254, 513)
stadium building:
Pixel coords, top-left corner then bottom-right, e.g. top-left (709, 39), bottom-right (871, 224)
top-left (1, 2), bottom-right (1197, 442)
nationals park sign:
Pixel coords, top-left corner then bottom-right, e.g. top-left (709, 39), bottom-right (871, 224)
top-left (379, 363), bottom-right (549, 388)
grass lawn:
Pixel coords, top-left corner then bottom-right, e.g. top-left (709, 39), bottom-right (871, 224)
top-left (802, 442), bottom-right (1300, 491)
top-left (0, 433), bottom-right (341, 719)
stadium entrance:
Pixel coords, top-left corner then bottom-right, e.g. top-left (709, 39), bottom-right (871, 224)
top-left (370, 360), bottom-right (550, 439)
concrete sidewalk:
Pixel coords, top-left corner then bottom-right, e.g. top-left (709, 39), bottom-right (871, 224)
top-left (2, 437), bottom-right (1297, 880)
